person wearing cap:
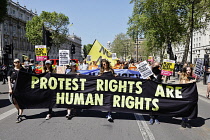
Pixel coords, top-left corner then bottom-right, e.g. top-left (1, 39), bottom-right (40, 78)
top-left (7, 58), bottom-right (26, 123)
top-left (42, 60), bottom-right (56, 120)
top-left (65, 62), bottom-right (80, 120)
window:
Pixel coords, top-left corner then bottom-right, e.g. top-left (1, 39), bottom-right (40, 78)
top-left (13, 10), bottom-right (16, 15)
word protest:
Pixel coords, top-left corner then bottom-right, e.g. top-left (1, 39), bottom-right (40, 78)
top-left (14, 71), bottom-right (198, 118)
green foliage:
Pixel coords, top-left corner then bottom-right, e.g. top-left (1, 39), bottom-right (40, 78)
top-left (0, 0), bottom-right (7, 23)
top-left (26, 11), bottom-right (70, 48)
top-left (128, 0), bottom-right (210, 63)
top-left (83, 44), bottom-right (93, 58)
top-left (111, 33), bottom-right (135, 59)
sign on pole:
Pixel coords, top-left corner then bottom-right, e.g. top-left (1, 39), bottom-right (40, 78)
top-left (161, 59), bottom-right (175, 76)
top-left (59, 50), bottom-right (69, 66)
top-left (136, 61), bottom-right (153, 79)
top-left (35, 45), bottom-right (47, 61)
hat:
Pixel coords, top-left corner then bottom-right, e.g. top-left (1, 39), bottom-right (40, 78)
top-left (69, 62), bottom-right (76, 66)
top-left (45, 60), bottom-right (52, 65)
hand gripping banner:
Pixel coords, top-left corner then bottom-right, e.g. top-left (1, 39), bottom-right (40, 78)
top-left (14, 71), bottom-right (198, 119)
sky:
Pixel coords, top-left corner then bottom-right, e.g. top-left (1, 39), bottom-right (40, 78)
top-left (17, 0), bottom-right (134, 47)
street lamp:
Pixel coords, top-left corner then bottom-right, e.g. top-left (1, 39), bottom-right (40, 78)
top-left (190, 0), bottom-right (194, 63)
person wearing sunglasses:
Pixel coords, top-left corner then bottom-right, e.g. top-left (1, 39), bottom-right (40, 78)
top-left (7, 58), bottom-right (26, 123)
top-left (42, 60), bottom-right (56, 120)
top-left (98, 59), bottom-right (117, 122)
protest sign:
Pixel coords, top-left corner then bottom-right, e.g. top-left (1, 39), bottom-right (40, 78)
top-left (59, 50), bottom-right (69, 65)
top-left (56, 66), bottom-right (66, 74)
top-left (194, 58), bottom-right (204, 77)
top-left (136, 61), bottom-right (153, 79)
top-left (35, 45), bottom-right (47, 61)
top-left (161, 59), bottom-right (175, 76)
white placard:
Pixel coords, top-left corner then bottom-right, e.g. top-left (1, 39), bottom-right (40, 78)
top-left (136, 61), bottom-right (153, 79)
top-left (59, 50), bottom-right (69, 65)
top-left (195, 58), bottom-right (204, 77)
top-left (112, 53), bottom-right (117, 60)
top-left (87, 55), bottom-right (91, 61)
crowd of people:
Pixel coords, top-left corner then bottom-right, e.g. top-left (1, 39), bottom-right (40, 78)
top-left (0, 58), bottom-right (202, 129)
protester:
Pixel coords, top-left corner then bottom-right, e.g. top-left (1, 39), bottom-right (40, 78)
top-left (207, 75), bottom-right (210, 99)
top-left (79, 59), bottom-right (89, 70)
top-left (114, 60), bottom-right (122, 69)
top-left (42, 60), bottom-right (56, 120)
top-left (65, 62), bottom-right (80, 120)
top-left (123, 61), bottom-right (129, 69)
top-left (88, 61), bottom-right (98, 70)
top-left (7, 59), bottom-right (26, 123)
top-left (179, 66), bottom-right (196, 128)
top-left (98, 59), bottom-right (117, 122)
top-left (148, 62), bottom-right (163, 125)
top-left (1, 64), bottom-right (8, 84)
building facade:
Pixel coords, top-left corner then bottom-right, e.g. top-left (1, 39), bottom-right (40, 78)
top-left (49, 34), bottom-right (83, 61)
top-left (174, 23), bottom-right (210, 63)
top-left (0, 0), bottom-right (83, 65)
top-left (0, 0), bottom-right (37, 65)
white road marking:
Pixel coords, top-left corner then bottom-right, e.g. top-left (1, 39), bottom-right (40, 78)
top-left (134, 113), bottom-right (155, 140)
top-left (0, 108), bottom-right (17, 121)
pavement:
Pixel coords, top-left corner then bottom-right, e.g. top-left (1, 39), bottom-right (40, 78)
top-left (0, 75), bottom-right (208, 98)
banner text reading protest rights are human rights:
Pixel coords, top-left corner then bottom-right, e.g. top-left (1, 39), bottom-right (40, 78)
top-left (14, 71), bottom-right (198, 118)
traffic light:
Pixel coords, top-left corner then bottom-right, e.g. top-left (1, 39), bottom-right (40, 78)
top-left (4, 45), bottom-right (11, 54)
top-left (46, 30), bottom-right (52, 47)
top-left (71, 44), bottom-right (75, 54)
top-left (204, 54), bottom-right (209, 66)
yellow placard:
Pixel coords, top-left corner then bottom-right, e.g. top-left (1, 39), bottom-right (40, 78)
top-left (162, 60), bottom-right (175, 72)
top-left (86, 40), bottom-right (116, 66)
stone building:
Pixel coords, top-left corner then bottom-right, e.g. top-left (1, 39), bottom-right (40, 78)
top-left (0, 0), bottom-right (37, 65)
top-left (0, 0), bottom-right (83, 65)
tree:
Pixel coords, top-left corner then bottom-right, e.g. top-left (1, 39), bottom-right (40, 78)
top-left (128, 0), bottom-right (187, 61)
top-left (128, 0), bottom-right (210, 63)
top-left (111, 33), bottom-right (134, 60)
top-left (26, 11), bottom-right (70, 52)
top-left (0, 0), bottom-right (7, 23)
top-left (83, 44), bottom-right (93, 58)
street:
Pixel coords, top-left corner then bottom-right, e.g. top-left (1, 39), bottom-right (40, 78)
top-left (1, 77), bottom-right (210, 140)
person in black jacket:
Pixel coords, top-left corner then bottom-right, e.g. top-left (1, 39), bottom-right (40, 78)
top-left (149, 62), bottom-right (163, 125)
top-left (7, 59), bottom-right (26, 123)
top-left (98, 59), bottom-right (117, 122)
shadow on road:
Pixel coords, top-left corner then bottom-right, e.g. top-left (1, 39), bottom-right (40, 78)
top-left (0, 99), bottom-right (11, 108)
top-left (24, 110), bottom-right (137, 121)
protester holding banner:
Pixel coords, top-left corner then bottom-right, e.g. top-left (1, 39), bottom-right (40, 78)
top-left (42, 60), bottom-right (56, 120)
top-left (98, 59), bottom-right (117, 122)
top-left (179, 66), bottom-right (196, 128)
top-left (7, 59), bottom-right (26, 123)
top-left (65, 62), bottom-right (80, 120)
top-left (148, 62), bottom-right (162, 125)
